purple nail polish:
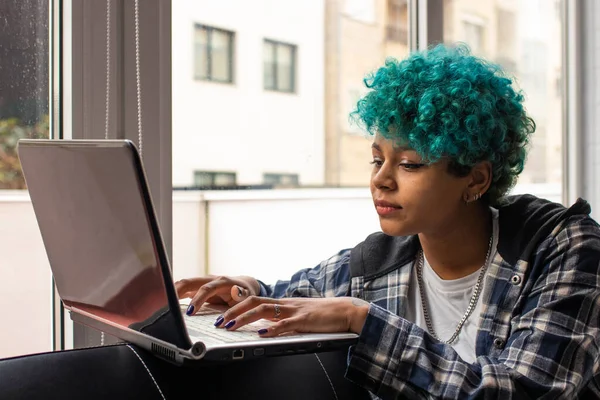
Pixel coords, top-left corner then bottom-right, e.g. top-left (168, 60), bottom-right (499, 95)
top-left (258, 328), bottom-right (268, 335)
top-left (214, 316), bottom-right (224, 327)
top-left (186, 305), bottom-right (194, 316)
top-left (224, 320), bottom-right (236, 329)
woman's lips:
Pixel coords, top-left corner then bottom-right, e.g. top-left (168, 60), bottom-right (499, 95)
top-left (374, 200), bottom-right (402, 216)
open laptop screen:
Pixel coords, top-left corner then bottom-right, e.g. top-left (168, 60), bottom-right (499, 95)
top-left (18, 140), bottom-right (190, 349)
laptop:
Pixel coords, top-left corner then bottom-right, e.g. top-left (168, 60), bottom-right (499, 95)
top-left (17, 139), bottom-right (358, 364)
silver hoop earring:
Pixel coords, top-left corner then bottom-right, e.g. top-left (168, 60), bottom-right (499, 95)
top-left (474, 192), bottom-right (481, 201)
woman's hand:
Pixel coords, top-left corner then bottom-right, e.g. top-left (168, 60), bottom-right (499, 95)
top-left (174, 276), bottom-right (260, 315)
top-left (216, 296), bottom-right (370, 336)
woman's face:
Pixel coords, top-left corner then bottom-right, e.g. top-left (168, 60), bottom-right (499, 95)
top-left (369, 136), bottom-right (471, 237)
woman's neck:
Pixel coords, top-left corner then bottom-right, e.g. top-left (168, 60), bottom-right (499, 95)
top-left (418, 205), bottom-right (493, 280)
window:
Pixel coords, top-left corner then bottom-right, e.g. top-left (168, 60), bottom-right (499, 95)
top-left (445, 0), bottom-right (564, 200)
top-left (194, 25), bottom-right (234, 83)
top-left (386, 0), bottom-right (409, 43)
top-left (263, 173), bottom-right (299, 186)
top-left (462, 21), bottom-right (485, 55)
top-left (3, 0), bottom-right (580, 360)
top-left (0, 0), bottom-right (51, 359)
top-left (263, 40), bottom-right (296, 93)
top-left (344, 0), bottom-right (376, 24)
top-left (0, 0), bottom-right (49, 189)
top-left (194, 171), bottom-right (237, 187)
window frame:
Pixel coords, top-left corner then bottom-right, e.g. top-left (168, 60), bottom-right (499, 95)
top-left (52, 0), bottom-right (584, 351)
top-left (193, 23), bottom-right (235, 84)
top-left (61, 0), bottom-right (172, 350)
top-left (263, 38), bottom-right (297, 93)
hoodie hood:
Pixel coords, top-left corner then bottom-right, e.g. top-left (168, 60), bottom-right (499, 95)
top-left (350, 195), bottom-right (592, 281)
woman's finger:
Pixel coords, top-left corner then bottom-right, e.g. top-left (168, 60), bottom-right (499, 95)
top-left (230, 285), bottom-right (250, 303)
top-left (222, 302), bottom-right (290, 331)
top-left (216, 296), bottom-right (277, 327)
top-left (187, 279), bottom-right (234, 315)
top-left (258, 316), bottom-right (304, 337)
top-left (174, 277), bottom-right (211, 298)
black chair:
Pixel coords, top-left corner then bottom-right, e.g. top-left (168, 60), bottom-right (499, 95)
top-left (0, 344), bottom-right (371, 399)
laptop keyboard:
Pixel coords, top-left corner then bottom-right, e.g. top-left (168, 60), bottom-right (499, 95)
top-left (181, 305), bottom-right (276, 344)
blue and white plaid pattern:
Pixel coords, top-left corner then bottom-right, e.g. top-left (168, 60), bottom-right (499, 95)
top-left (260, 215), bottom-right (600, 399)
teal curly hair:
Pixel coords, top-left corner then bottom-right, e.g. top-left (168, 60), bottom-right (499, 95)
top-left (352, 44), bottom-right (535, 205)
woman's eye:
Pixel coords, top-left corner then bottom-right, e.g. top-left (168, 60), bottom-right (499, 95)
top-left (400, 163), bottom-right (425, 170)
top-left (369, 159), bottom-right (383, 168)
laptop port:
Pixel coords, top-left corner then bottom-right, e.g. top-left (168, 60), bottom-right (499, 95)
top-left (253, 348), bottom-right (265, 356)
top-left (232, 349), bottom-right (244, 360)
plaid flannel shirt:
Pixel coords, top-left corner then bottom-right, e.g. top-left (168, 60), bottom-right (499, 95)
top-left (259, 213), bottom-right (600, 399)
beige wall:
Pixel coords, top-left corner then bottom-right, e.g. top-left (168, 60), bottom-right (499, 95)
top-left (325, 0), bottom-right (409, 186)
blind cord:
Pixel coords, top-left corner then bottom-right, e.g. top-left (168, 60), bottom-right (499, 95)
top-left (104, 0), bottom-right (110, 140)
top-left (105, 0), bottom-right (143, 159)
top-left (134, 0), bottom-right (143, 158)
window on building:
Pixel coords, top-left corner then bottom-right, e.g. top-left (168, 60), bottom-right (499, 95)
top-left (194, 24), bottom-right (234, 83)
top-left (263, 173), bottom-right (299, 186)
top-left (462, 21), bottom-right (485, 55)
top-left (344, 0), bottom-right (376, 24)
top-left (386, 0), bottom-right (408, 43)
top-left (194, 171), bottom-right (237, 187)
top-left (263, 40), bottom-right (296, 93)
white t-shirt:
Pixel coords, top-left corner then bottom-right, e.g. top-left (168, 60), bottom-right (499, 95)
top-left (404, 208), bottom-right (499, 363)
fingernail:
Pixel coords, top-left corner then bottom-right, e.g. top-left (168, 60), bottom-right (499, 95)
top-left (224, 320), bottom-right (236, 329)
top-left (237, 286), bottom-right (243, 298)
top-left (214, 316), bottom-right (224, 327)
top-left (258, 328), bottom-right (268, 335)
top-left (186, 305), bottom-right (194, 316)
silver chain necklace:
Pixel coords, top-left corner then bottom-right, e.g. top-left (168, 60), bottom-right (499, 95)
top-left (415, 233), bottom-right (493, 345)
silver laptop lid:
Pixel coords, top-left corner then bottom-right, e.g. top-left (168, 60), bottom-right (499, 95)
top-left (18, 139), bottom-right (192, 350)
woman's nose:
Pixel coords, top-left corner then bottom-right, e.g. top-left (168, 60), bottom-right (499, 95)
top-left (372, 165), bottom-right (396, 191)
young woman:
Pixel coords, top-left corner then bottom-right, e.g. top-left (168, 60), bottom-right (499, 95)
top-left (176, 44), bottom-right (600, 398)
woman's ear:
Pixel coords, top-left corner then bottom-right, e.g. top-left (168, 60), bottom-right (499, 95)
top-left (466, 161), bottom-right (492, 198)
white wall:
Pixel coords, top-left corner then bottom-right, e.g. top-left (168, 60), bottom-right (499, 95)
top-left (171, 188), bottom-right (380, 283)
top-left (171, 0), bottom-right (326, 187)
top-left (0, 191), bottom-right (52, 358)
top-left (200, 189), bottom-right (379, 283)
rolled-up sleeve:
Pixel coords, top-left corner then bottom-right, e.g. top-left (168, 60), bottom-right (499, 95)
top-left (259, 249), bottom-right (352, 299)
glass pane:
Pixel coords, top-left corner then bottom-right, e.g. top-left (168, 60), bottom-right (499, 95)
top-left (0, 0), bottom-right (49, 189)
top-left (194, 171), bottom-right (213, 186)
top-left (193, 26), bottom-right (208, 79)
top-left (263, 41), bottom-right (275, 90)
top-left (213, 173), bottom-right (236, 186)
top-left (444, 0), bottom-right (563, 200)
top-left (173, 1), bottom-right (410, 189)
top-left (171, 2), bottom-right (409, 282)
top-left (276, 44), bottom-right (294, 92)
top-left (211, 30), bottom-right (231, 82)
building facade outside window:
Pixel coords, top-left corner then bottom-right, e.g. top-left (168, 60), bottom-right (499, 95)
top-left (444, 0), bottom-right (564, 200)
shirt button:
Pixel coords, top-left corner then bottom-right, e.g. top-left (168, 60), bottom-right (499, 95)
top-left (510, 274), bottom-right (522, 285)
top-left (493, 338), bottom-right (505, 349)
